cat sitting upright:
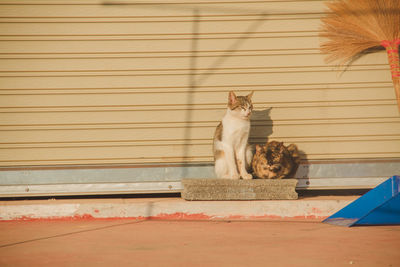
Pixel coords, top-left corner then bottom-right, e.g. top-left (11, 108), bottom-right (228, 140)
top-left (213, 91), bottom-right (254, 179)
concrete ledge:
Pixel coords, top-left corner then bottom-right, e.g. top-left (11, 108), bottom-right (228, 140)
top-left (0, 196), bottom-right (356, 221)
top-left (182, 179), bottom-right (298, 200)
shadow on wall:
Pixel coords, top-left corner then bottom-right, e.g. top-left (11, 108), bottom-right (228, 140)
top-left (249, 108), bottom-right (273, 145)
top-left (249, 107), bottom-right (309, 180)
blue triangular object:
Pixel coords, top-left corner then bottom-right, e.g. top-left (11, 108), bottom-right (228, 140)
top-left (323, 176), bottom-right (400, 227)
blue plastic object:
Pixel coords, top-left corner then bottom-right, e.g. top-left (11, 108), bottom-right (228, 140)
top-left (323, 175), bottom-right (400, 227)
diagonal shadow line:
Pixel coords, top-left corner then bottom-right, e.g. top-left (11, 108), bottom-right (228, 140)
top-left (195, 13), bottom-right (268, 86)
top-left (0, 219), bottom-right (146, 249)
top-left (182, 8), bottom-right (200, 175)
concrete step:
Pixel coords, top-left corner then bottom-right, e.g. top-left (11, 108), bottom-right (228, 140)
top-left (181, 179), bottom-right (298, 200)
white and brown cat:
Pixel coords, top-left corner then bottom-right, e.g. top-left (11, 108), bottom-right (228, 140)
top-left (213, 91), bottom-right (254, 179)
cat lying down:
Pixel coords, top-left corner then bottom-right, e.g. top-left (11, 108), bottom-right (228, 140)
top-left (252, 141), bottom-right (301, 179)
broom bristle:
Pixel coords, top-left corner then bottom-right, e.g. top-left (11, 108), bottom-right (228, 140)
top-left (320, 0), bottom-right (400, 65)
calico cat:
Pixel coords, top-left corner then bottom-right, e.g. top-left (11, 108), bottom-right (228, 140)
top-left (252, 141), bottom-right (300, 179)
top-left (213, 91), bottom-right (254, 179)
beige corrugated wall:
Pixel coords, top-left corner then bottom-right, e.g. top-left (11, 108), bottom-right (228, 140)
top-left (0, 0), bottom-right (399, 167)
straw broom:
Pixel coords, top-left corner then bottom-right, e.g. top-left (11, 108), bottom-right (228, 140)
top-left (320, 0), bottom-right (400, 112)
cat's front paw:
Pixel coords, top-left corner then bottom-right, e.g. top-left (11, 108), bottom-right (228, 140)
top-left (241, 173), bottom-right (253, 180)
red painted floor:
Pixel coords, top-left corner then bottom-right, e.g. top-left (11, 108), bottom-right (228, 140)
top-left (1, 219), bottom-right (399, 266)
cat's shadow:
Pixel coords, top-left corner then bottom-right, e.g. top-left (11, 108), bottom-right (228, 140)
top-left (249, 108), bottom-right (310, 182)
top-left (249, 108), bottom-right (273, 145)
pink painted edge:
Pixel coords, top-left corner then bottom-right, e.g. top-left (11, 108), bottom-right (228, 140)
top-left (0, 212), bottom-right (327, 222)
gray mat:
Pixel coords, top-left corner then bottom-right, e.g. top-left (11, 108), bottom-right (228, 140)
top-left (181, 178), bottom-right (298, 200)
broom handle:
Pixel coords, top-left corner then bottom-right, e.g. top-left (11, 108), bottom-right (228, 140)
top-left (381, 40), bottom-right (400, 113)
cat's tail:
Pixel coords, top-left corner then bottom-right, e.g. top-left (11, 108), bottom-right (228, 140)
top-left (245, 144), bottom-right (255, 172)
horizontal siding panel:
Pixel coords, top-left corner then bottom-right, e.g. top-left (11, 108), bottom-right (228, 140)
top-left (1, 54), bottom-right (331, 72)
top-left (0, 20), bottom-right (321, 35)
top-left (0, 144), bottom-right (213, 166)
top-left (0, 48), bottom-right (320, 59)
top-left (0, 37), bottom-right (319, 54)
top-left (1, 120), bottom-right (399, 142)
top-left (1, 138), bottom-right (399, 152)
top-left (262, 123), bottom-right (400, 141)
top-left (0, 157), bottom-right (211, 166)
top-left (1, 116), bottom-right (399, 129)
top-left (0, 1), bottom-right (326, 17)
top-left (0, 79), bottom-right (392, 90)
top-left (0, 70), bottom-right (393, 89)
top-left (0, 65), bottom-right (390, 79)
top-left (297, 140), bottom-right (400, 158)
top-left (0, 39), bottom-right (195, 53)
top-left (0, 129), bottom-right (212, 143)
top-left (0, 105), bottom-right (398, 123)
top-left (0, 53), bottom-right (389, 72)
top-left (0, 85), bottom-right (395, 107)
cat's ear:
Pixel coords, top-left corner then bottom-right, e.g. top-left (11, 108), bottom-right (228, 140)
top-left (246, 91), bottom-right (254, 100)
top-left (228, 91), bottom-right (237, 105)
top-left (287, 144), bottom-right (298, 154)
